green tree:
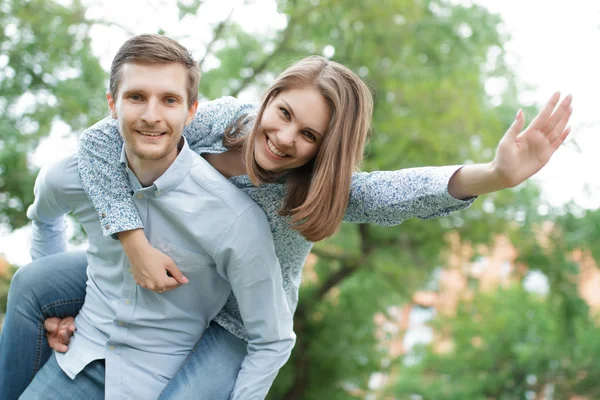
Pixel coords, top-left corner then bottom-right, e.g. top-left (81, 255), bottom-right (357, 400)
top-left (392, 211), bottom-right (600, 399)
top-left (0, 0), bottom-right (106, 229)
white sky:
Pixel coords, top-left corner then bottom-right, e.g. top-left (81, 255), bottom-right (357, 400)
top-left (1, 0), bottom-right (599, 266)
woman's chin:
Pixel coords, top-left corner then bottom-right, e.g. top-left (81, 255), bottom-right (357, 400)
top-left (257, 161), bottom-right (278, 173)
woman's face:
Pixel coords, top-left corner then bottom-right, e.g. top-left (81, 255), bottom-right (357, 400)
top-left (254, 87), bottom-right (331, 173)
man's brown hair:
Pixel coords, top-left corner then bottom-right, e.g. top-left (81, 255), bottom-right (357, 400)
top-left (109, 34), bottom-right (200, 107)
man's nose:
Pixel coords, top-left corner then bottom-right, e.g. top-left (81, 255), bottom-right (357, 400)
top-left (141, 99), bottom-right (162, 124)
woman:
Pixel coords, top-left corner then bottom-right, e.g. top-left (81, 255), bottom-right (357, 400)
top-left (0, 56), bottom-right (572, 399)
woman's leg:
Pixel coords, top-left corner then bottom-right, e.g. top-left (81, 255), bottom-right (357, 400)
top-left (158, 321), bottom-right (248, 400)
top-left (0, 251), bottom-right (88, 400)
top-left (19, 354), bottom-right (105, 400)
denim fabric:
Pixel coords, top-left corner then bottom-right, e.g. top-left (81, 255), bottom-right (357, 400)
top-left (0, 251), bottom-right (87, 400)
top-left (159, 321), bottom-right (247, 400)
top-left (20, 354), bottom-right (104, 400)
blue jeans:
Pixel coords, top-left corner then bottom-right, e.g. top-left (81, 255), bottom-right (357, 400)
top-left (159, 321), bottom-right (248, 399)
top-left (0, 251), bottom-right (248, 400)
top-left (20, 354), bottom-right (105, 400)
top-left (0, 252), bottom-right (88, 400)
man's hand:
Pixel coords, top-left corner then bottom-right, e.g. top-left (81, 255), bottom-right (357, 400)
top-left (119, 229), bottom-right (188, 292)
top-left (45, 317), bottom-right (76, 353)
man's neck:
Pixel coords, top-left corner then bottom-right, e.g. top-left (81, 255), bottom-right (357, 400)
top-left (126, 142), bottom-right (182, 187)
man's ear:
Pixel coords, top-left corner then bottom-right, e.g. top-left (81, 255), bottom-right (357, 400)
top-left (185, 100), bottom-right (199, 126)
top-left (106, 91), bottom-right (117, 119)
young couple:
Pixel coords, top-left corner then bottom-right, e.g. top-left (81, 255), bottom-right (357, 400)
top-left (0, 32), bottom-right (572, 399)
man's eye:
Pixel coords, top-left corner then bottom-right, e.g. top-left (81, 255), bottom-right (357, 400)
top-left (166, 98), bottom-right (177, 104)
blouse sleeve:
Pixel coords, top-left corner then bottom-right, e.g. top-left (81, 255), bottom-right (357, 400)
top-left (183, 96), bottom-right (258, 154)
top-left (77, 117), bottom-right (136, 237)
top-left (77, 97), bottom-right (258, 237)
top-left (344, 165), bottom-right (476, 225)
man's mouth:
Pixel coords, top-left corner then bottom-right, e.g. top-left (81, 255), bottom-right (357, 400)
top-left (137, 130), bottom-right (166, 137)
top-left (266, 137), bottom-right (288, 157)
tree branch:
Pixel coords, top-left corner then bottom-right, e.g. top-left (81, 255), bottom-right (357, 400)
top-left (84, 19), bottom-right (136, 37)
top-left (230, 15), bottom-right (297, 97)
top-left (310, 244), bottom-right (356, 262)
top-left (315, 224), bottom-right (373, 301)
top-left (315, 262), bottom-right (357, 300)
top-left (285, 223), bottom-right (373, 400)
top-left (198, 7), bottom-right (235, 70)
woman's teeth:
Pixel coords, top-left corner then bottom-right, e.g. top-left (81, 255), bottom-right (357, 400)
top-left (267, 138), bottom-right (288, 157)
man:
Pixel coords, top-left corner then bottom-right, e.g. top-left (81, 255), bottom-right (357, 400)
top-left (19, 34), bottom-right (294, 399)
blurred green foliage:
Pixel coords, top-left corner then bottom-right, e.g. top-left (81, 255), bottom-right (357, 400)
top-left (0, 0), bottom-right (106, 229)
top-left (0, 263), bottom-right (15, 316)
top-left (0, 0), bottom-right (598, 398)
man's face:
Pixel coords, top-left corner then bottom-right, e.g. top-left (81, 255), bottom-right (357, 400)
top-left (107, 62), bottom-right (197, 164)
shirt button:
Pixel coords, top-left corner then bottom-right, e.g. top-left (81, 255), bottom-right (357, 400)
top-left (109, 345), bottom-right (116, 351)
top-left (127, 267), bottom-right (132, 273)
top-left (137, 193), bottom-right (144, 199)
top-left (105, 225), bottom-right (110, 230)
top-left (155, 191), bottom-right (162, 197)
top-left (117, 321), bottom-right (125, 326)
top-left (124, 299), bottom-right (131, 305)
top-left (101, 213), bottom-right (106, 219)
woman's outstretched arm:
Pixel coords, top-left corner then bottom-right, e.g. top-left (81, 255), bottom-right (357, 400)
top-left (345, 92), bottom-right (572, 225)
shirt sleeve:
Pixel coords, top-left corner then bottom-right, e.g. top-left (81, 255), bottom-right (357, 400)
top-left (214, 205), bottom-right (295, 400)
top-left (344, 165), bottom-right (476, 225)
top-left (26, 158), bottom-right (72, 260)
top-left (77, 97), bottom-right (258, 238)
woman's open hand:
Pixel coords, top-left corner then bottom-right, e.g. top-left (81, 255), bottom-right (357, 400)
top-left (492, 92), bottom-right (573, 188)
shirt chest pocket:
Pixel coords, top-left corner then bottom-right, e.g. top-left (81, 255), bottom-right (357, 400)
top-left (156, 239), bottom-right (215, 272)
top-left (152, 239), bottom-right (228, 320)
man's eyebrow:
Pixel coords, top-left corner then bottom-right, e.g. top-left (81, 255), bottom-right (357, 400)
top-left (121, 89), bottom-right (142, 96)
top-left (121, 89), bottom-right (185, 99)
top-left (281, 99), bottom-right (324, 138)
top-left (162, 91), bottom-right (185, 99)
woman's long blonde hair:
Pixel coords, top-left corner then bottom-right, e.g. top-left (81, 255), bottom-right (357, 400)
top-left (225, 56), bottom-right (373, 242)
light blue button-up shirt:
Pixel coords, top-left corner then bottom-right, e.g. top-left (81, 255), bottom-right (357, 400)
top-left (27, 138), bottom-right (295, 399)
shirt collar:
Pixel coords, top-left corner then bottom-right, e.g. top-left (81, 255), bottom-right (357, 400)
top-left (119, 136), bottom-right (195, 195)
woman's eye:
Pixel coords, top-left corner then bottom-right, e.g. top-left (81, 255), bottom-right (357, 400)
top-left (303, 131), bottom-right (316, 142)
top-left (279, 107), bottom-right (291, 120)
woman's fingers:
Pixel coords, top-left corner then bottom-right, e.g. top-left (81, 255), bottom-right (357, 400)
top-left (528, 92), bottom-right (561, 131)
top-left (552, 127), bottom-right (571, 150)
top-left (543, 94), bottom-right (573, 138)
top-left (548, 105), bottom-right (573, 143)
